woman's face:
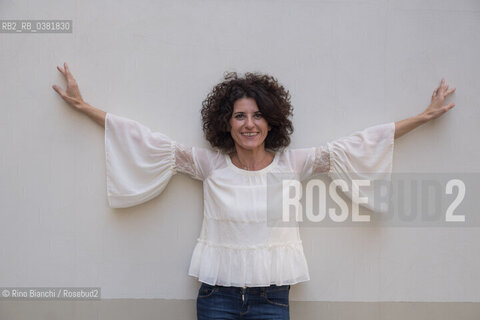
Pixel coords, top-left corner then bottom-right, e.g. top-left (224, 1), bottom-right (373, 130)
top-left (228, 97), bottom-right (271, 153)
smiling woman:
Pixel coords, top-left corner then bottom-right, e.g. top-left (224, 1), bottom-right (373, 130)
top-left (228, 97), bottom-right (273, 170)
top-left (52, 63), bottom-right (456, 320)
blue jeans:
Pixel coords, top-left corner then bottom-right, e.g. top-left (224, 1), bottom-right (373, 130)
top-left (196, 282), bottom-right (290, 320)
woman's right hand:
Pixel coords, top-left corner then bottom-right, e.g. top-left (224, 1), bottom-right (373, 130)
top-left (52, 62), bottom-right (85, 110)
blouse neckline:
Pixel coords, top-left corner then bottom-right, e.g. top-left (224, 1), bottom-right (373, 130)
top-left (225, 151), bottom-right (279, 175)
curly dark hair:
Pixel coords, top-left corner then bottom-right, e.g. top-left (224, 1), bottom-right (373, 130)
top-left (201, 71), bottom-right (294, 153)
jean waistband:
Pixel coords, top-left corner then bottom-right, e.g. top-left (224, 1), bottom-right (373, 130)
top-left (200, 282), bottom-right (290, 294)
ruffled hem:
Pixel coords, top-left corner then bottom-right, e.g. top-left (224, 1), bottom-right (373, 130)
top-left (187, 240), bottom-right (310, 287)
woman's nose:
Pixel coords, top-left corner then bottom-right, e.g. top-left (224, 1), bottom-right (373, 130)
top-left (245, 116), bottom-right (255, 128)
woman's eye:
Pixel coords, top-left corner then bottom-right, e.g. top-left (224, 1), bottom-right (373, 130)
top-left (234, 114), bottom-right (262, 119)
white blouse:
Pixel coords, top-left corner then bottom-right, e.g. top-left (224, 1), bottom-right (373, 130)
top-left (104, 113), bottom-right (395, 287)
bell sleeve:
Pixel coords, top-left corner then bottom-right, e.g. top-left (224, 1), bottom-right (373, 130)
top-left (302, 122), bottom-right (395, 212)
top-left (326, 122), bottom-right (395, 212)
top-left (104, 113), bottom-right (204, 208)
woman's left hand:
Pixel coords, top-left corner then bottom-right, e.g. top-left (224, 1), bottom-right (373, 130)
top-left (421, 78), bottom-right (456, 121)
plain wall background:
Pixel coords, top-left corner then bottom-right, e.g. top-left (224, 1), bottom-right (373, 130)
top-left (1, 0), bottom-right (479, 302)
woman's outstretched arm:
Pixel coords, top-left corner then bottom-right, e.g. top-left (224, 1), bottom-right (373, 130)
top-left (52, 62), bottom-right (106, 128)
top-left (394, 78), bottom-right (456, 139)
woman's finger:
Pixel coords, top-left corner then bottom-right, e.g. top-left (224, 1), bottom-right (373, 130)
top-left (61, 62), bottom-right (73, 81)
top-left (57, 65), bottom-right (66, 77)
top-left (52, 84), bottom-right (65, 98)
top-left (444, 102), bottom-right (455, 111)
top-left (64, 62), bottom-right (72, 77)
top-left (52, 84), bottom-right (77, 105)
top-left (446, 87), bottom-right (456, 96)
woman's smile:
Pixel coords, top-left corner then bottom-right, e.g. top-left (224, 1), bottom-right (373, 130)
top-left (241, 132), bottom-right (259, 137)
